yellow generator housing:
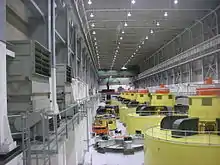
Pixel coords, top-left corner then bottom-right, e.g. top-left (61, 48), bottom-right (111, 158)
top-left (119, 106), bottom-right (136, 124)
top-left (136, 89), bottom-right (150, 104)
top-left (129, 90), bottom-right (138, 101)
top-left (150, 85), bottom-right (175, 107)
top-left (144, 78), bottom-right (220, 165)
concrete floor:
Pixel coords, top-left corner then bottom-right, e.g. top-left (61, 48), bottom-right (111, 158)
top-left (84, 120), bottom-right (144, 165)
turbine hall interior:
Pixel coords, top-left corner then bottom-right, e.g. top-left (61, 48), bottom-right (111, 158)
top-left (1, 0), bottom-right (220, 165)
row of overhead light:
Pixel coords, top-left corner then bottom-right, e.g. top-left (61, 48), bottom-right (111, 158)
top-left (122, 0), bottom-right (179, 69)
top-left (110, 0), bottom-right (136, 70)
top-left (87, 0), bottom-right (101, 69)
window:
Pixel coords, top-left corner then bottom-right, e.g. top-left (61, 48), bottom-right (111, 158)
top-left (157, 95), bottom-right (162, 100)
top-left (108, 121), bottom-right (113, 124)
top-left (189, 98), bottom-right (192, 105)
top-left (140, 94), bottom-right (144, 97)
top-left (202, 98), bottom-right (212, 106)
top-left (168, 95), bottom-right (173, 99)
top-left (136, 130), bottom-right (142, 134)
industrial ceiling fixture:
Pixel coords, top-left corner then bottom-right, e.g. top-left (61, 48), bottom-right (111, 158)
top-left (94, 37), bottom-right (96, 41)
top-left (121, 66), bottom-right (127, 70)
top-left (131, 0), bottom-right (136, 5)
top-left (62, 2), bottom-right (66, 8)
top-left (71, 21), bottom-right (74, 27)
top-left (122, 30), bottom-right (125, 34)
top-left (150, 29), bottom-right (154, 34)
top-left (91, 23), bottom-right (95, 27)
top-left (94, 42), bottom-right (97, 45)
top-left (156, 22), bottom-right (160, 26)
top-left (88, 0), bottom-right (92, 5)
top-left (174, 0), bottom-right (178, 4)
top-left (145, 36), bottom-right (149, 40)
top-left (90, 13), bottom-right (94, 18)
top-left (124, 22), bottom-right (128, 27)
top-left (127, 12), bottom-right (131, 17)
top-left (120, 36), bottom-right (123, 40)
top-left (138, 45), bottom-right (141, 48)
top-left (92, 31), bottom-right (96, 35)
top-left (164, 12), bottom-right (168, 17)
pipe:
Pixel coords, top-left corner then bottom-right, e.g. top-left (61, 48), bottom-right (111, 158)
top-left (51, 0), bottom-right (59, 114)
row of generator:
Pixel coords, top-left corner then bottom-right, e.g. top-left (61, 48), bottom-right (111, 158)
top-left (112, 78), bottom-right (220, 165)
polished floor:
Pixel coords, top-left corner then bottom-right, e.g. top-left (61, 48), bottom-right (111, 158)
top-left (84, 120), bottom-right (144, 165)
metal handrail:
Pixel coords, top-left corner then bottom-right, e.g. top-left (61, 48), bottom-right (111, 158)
top-left (146, 126), bottom-right (220, 146)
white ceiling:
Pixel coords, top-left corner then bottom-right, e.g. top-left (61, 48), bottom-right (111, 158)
top-left (79, 0), bottom-right (219, 71)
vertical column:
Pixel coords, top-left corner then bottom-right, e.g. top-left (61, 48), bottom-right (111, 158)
top-left (189, 62), bottom-right (193, 82)
top-left (75, 30), bottom-right (78, 78)
top-left (66, 8), bottom-right (70, 66)
top-left (216, 54), bottom-right (219, 82)
top-left (172, 69), bottom-right (175, 84)
top-left (201, 58), bottom-right (204, 82)
top-left (50, 0), bottom-right (59, 113)
top-left (0, 0), bottom-right (14, 152)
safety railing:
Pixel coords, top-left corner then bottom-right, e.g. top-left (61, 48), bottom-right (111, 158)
top-left (30, 94), bottom-right (100, 165)
top-left (145, 126), bottom-right (220, 146)
top-left (8, 113), bottom-right (31, 165)
top-left (136, 110), bottom-right (188, 116)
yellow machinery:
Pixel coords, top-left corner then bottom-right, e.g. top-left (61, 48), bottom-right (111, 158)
top-left (119, 89), bottom-right (150, 125)
top-left (150, 84), bottom-right (175, 107)
top-left (136, 89), bottom-right (150, 104)
top-left (129, 90), bottom-right (138, 101)
top-left (96, 114), bottom-right (117, 130)
top-left (144, 78), bottom-right (220, 165)
top-left (126, 85), bottom-right (176, 135)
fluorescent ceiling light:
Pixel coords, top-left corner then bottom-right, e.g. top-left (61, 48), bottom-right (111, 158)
top-left (127, 12), bottom-right (131, 17)
top-left (90, 13), bottom-right (94, 18)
